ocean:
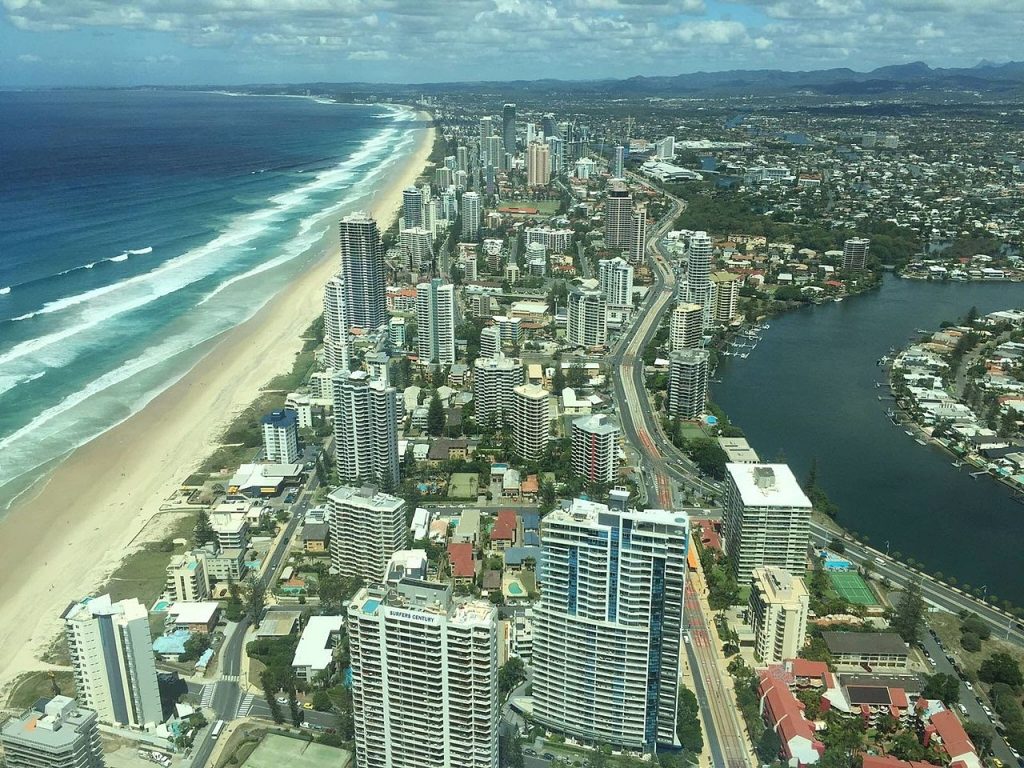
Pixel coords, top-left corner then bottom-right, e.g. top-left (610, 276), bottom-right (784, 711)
top-left (0, 89), bottom-right (420, 511)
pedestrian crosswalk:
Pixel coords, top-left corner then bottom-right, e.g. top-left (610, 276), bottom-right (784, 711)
top-left (221, 674), bottom-right (240, 682)
top-left (236, 693), bottom-right (256, 718)
top-left (199, 684), bottom-right (215, 707)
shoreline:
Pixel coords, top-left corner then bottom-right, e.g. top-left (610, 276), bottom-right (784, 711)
top-left (0, 111), bottom-right (435, 697)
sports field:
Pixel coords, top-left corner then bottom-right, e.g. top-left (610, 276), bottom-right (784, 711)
top-left (242, 734), bottom-right (351, 768)
top-left (828, 571), bottom-right (878, 605)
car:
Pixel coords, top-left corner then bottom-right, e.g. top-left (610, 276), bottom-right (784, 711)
top-left (958, 703), bottom-right (968, 715)
top-left (992, 759), bottom-right (1004, 768)
top-left (543, 753), bottom-right (556, 761)
top-left (523, 749), bottom-right (536, 756)
top-left (276, 696), bottom-right (288, 705)
top-left (983, 705), bottom-right (993, 717)
top-left (302, 702), bottom-right (313, 709)
top-left (965, 681), bottom-right (974, 691)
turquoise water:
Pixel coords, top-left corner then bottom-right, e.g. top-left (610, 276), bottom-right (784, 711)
top-left (0, 90), bottom-right (422, 511)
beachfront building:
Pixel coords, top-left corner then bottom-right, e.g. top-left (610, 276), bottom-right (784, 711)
top-left (340, 212), bottom-right (387, 331)
top-left (348, 580), bottom-right (498, 768)
top-left (165, 552), bottom-right (210, 603)
top-left (462, 192), bottom-right (482, 240)
top-left (260, 409), bottom-right (300, 463)
top-left (292, 616), bottom-right (345, 683)
top-left (333, 370), bottom-right (399, 488)
top-left (598, 257), bottom-right (634, 309)
top-left (670, 302), bottom-right (703, 351)
top-left (416, 278), bottom-right (456, 367)
top-left (402, 186), bottom-right (424, 229)
top-left (0, 696), bottom-right (104, 768)
top-left (62, 595), bottom-right (162, 729)
top-left (567, 284), bottom-right (607, 348)
top-left (723, 463), bottom-right (813, 585)
top-left (571, 414), bottom-right (619, 485)
top-left (323, 274), bottom-right (351, 372)
top-left (328, 484), bottom-right (408, 583)
top-left (531, 498), bottom-right (688, 751)
top-left (748, 566), bottom-right (810, 664)
top-left (512, 383), bottom-right (550, 461)
top-left (473, 355), bottom-right (524, 428)
top-left (667, 349), bottom-right (709, 420)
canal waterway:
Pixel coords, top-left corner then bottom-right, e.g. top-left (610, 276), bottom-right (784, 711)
top-left (714, 274), bottom-right (1024, 608)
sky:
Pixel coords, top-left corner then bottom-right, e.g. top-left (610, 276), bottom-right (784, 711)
top-left (1, 0), bottom-right (1022, 87)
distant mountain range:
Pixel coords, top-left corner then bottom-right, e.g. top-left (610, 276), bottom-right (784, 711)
top-left (268, 60), bottom-right (1024, 98)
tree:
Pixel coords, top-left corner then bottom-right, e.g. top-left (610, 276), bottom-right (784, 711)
top-left (288, 687), bottom-right (303, 727)
top-left (961, 631), bottom-right (982, 652)
top-left (499, 657), bottom-right (526, 697)
top-left (796, 688), bottom-right (821, 720)
top-left (245, 577), bottom-right (266, 627)
top-left (551, 358), bottom-right (566, 393)
top-left (978, 652), bottom-right (1023, 688)
top-left (888, 577), bottom-right (925, 643)
top-left (427, 391), bottom-right (446, 436)
top-left (683, 438), bottom-right (729, 480)
top-left (567, 360), bottom-right (587, 389)
top-left (261, 670), bottom-right (284, 724)
top-left (961, 613), bottom-right (991, 640)
top-left (180, 633), bottom-right (212, 663)
top-left (194, 509), bottom-right (216, 548)
top-left (964, 721), bottom-right (995, 756)
top-left (756, 728), bottom-right (781, 764)
top-left (312, 690), bottom-right (333, 712)
top-left (675, 685), bottom-right (703, 756)
top-left (922, 672), bottom-right (960, 704)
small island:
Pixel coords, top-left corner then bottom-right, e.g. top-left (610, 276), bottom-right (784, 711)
top-left (889, 306), bottom-right (1024, 490)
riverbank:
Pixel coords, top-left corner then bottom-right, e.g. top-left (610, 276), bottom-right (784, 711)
top-left (0, 113), bottom-right (436, 697)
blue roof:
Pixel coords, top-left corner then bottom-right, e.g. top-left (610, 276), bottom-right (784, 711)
top-left (503, 546), bottom-right (542, 567)
top-left (523, 531), bottom-right (541, 547)
top-left (261, 409), bottom-right (297, 428)
top-left (519, 512), bottom-right (540, 531)
top-left (153, 629), bottom-right (191, 655)
top-left (196, 648), bottom-right (214, 669)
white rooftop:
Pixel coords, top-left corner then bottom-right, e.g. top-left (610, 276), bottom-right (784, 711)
top-left (727, 463), bottom-right (812, 508)
top-left (166, 601), bottom-right (220, 625)
top-left (293, 616), bottom-right (345, 671)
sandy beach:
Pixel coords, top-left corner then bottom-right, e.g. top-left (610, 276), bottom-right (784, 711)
top-left (0, 111), bottom-right (435, 698)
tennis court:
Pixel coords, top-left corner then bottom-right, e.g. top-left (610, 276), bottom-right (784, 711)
top-left (829, 571), bottom-right (878, 605)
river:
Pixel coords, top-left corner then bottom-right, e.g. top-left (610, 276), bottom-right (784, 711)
top-left (714, 274), bottom-right (1024, 608)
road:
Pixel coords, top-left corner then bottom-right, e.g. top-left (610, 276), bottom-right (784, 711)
top-left (607, 177), bottom-right (752, 767)
top-left (186, 470), bottom-right (325, 767)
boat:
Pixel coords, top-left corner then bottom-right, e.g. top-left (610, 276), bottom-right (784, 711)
top-left (916, 438), bottom-right (927, 445)
top-left (834, 297), bottom-right (844, 302)
top-left (905, 430), bottom-right (914, 436)
top-left (740, 353), bottom-right (749, 359)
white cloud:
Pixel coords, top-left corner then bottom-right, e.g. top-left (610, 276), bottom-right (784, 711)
top-left (17, 52), bottom-right (41, 62)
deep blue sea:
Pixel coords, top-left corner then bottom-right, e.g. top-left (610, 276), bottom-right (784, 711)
top-left (0, 90), bottom-right (419, 510)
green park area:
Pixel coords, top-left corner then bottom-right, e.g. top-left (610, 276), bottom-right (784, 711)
top-left (447, 472), bottom-right (479, 499)
top-left (502, 198), bottom-right (561, 215)
top-left (238, 733), bottom-right (351, 768)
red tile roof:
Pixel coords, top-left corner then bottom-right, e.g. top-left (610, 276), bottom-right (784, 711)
top-left (861, 756), bottom-right (936, 768)
top-left (491, 509), bottom-right (517, 543)
top-left (758, 670), bottom-right (825, 762)
top-left (929, 709), bottom-right (976, 763)
top-left (447, 542), bottom-right (476, 579)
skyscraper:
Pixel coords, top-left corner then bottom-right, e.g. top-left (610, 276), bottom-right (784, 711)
top-left (667, 348), bottom-right (709, 420)
top-left (541, 113), bottom-right (557, 139)
top-left (669, 302), bottom-right (703, 351)
top-left (567, 284), bottom-right (607, 347)
top-left (323, 274), bottom-right (350, 371)
top-left (260, 409), bottom-right (299, 463)
top-left (402, 186), bottom-right (424, 229)
top-left (546, 135), bottom-right (564, 174)
top-left (473, 355), bottom-right (524, 427)
top-left (416, 279), bottom-right (456, 366)
top-left (62, 595), bottom-right (162, 729)
top-left (485, 136), bottom-right (502, 169)
top-left (502, 103), bottom-right (516, 156)
top-left (598, 256), bottom-right (634, 308)
top-left (531, 498), bottom-right (688, 751)
top-left (604, 181), bottom-right (633, 248)
top-left (340, 212), bottom-right (386, 331)
top-left (456, 145), bottom-right (469, 174)
top-left (630, 203), bottom-right (647, 264)
top-left (1, 696), bottom-right (105, 768)
top-left (723, 463), bottom-right (813, 585)
top-left (348, 580), bottom-right (498, 768)
top-left (512, 383), bottom-right (550, 461)
top-left (709, 271), bottom-right (741, 325)
top-left (842, 237), bottom-right (870, 271)
top-left (400, 227), bottom-right (433, 272)
top-left (612, 144), bottom-right (625, 178)
top-left (683, 231), bottom-right (713, 326)
top-left (479, 116), bottom-right (493, 162)
top-left (479, 325), bottom-right (501, 359)
top-left (333, 370), bottom-right (399, 487)
top-left (461, 192), bottom-right (482, 240)
top-left (328, 484), bottom-right (407, 582)
top-left (571, 414), bottom-right (619, 484)
top-left (526, 141), bottom-right (551, 187)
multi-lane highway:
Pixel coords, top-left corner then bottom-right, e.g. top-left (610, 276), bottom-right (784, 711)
top-left (607, 178), bottom-right (753, 767)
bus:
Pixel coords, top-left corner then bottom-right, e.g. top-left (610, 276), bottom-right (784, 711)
top-left (211, 720), bottom-right (224, 740)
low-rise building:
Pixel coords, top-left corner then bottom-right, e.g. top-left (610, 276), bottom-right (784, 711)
top-left (166, 601), bottom-right (221, 634)
top-left (821, 632), bottom-right (909, 671)
top-left (292, 616), bottom-right (345, 683)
